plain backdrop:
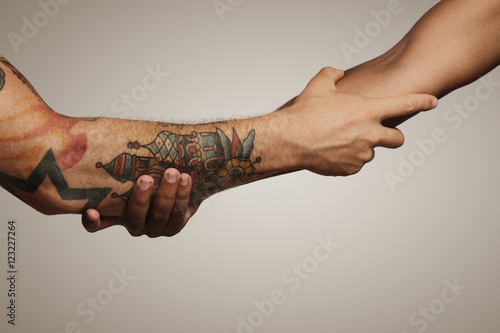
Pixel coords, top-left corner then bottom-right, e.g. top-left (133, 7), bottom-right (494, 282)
top-left (1, 1), bottom-right (500, 332)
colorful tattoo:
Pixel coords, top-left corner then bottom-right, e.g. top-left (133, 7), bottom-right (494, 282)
top-left (0, 104), bottom-right (88, 172)
top-left (97, 128), bottom-right (261, 201)
top-left (0, 149), bottom-right (111, 213)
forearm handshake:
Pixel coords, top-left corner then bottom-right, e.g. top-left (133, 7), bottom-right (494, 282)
top-left (82, 67), bottom-right (437, 237)
top-left (0, 55), bottom-right (437, 237)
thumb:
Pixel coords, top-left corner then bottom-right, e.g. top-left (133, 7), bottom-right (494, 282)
top-left (299, 67), bottom-right (344, 99)
top-left (82, 209), bottom-right (121, 233)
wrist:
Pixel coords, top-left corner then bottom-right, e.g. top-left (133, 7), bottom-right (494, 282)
top-left (260, 108), bottom-right (306, 174)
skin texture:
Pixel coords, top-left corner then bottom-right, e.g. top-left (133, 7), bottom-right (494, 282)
top-left (337, 0), bottom-right (500, 102)
top-left (98, 0), bottom-right (500, 236)
top-left (0, 57), bottom-right (436, 237)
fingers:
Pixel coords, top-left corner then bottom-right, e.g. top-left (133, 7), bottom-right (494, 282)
top-left (122, 175), bottom-right (155, 236)
top-left (368, 94), bottom-right (437, 148)
top-left (82, 169), bottom-right (194, 238)
top-left (376, 127), bottom-right (406, 149)
top-left (371, 94), bottom-right (437, 148)
top-left (143, 168), bottom-right (182, 237)
top-left (376, 94), bottom-right (438, 121)
top-left (163, 173), bottom-right (192, 237)
top-left (81, 175), bottom-right (157, 236)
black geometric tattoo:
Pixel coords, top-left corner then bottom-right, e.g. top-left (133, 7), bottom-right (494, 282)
top-left (0, 149), bottom-right (112, 213)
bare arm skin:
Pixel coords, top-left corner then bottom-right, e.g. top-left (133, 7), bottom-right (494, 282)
top-left (338, 0), bottom-right (500, 122)
top-left (0, 57), bottom-right (436, 236)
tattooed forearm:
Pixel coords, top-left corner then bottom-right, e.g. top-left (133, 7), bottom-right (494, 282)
top-left (0, 54), bottom-right (268, 215)
top-left (97, 127), bottom-right (261, 202)
top-left (0, 149), bottom-right (112, 213)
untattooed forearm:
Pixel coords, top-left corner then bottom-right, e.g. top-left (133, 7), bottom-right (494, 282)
top-left (336, 0), bottom-right (500, 122)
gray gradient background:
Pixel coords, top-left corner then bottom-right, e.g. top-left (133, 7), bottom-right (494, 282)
top-left (1, 0), bottom-right (500, 332)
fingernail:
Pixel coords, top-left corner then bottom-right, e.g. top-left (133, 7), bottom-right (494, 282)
top-left (139, 177), bottom-right (153, 190)
top-left (432, 97), bottom-right (438, 108)
top-left (166, 171), bottom-right (178, 184)
top-left (180, 175), bottom-right (189, 186)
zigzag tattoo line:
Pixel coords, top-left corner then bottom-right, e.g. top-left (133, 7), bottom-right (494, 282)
top-left (0, 149), bottom-right (112, 213)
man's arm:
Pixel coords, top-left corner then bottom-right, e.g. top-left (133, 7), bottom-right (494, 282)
top-left (337, 0), bottom-right (500, 114)
top-left (0, 57), bottom-right (436, 226)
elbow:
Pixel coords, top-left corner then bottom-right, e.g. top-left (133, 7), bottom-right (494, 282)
top-left (18, 190), bottom-right (80, 216)
top-left (23, 198), bottom-right (65, 216)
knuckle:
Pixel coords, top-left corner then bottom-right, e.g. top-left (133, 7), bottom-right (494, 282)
top-left (133, 197), bottom-right (151, 207)
top-left (364, 128), bottom-right (381, 146)
top-left (176, 192), bottom-right (190, 202)
top-left (154, 190), bottom-right (176, 202)
top-left (149, 211), bottom-right (168, 222)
